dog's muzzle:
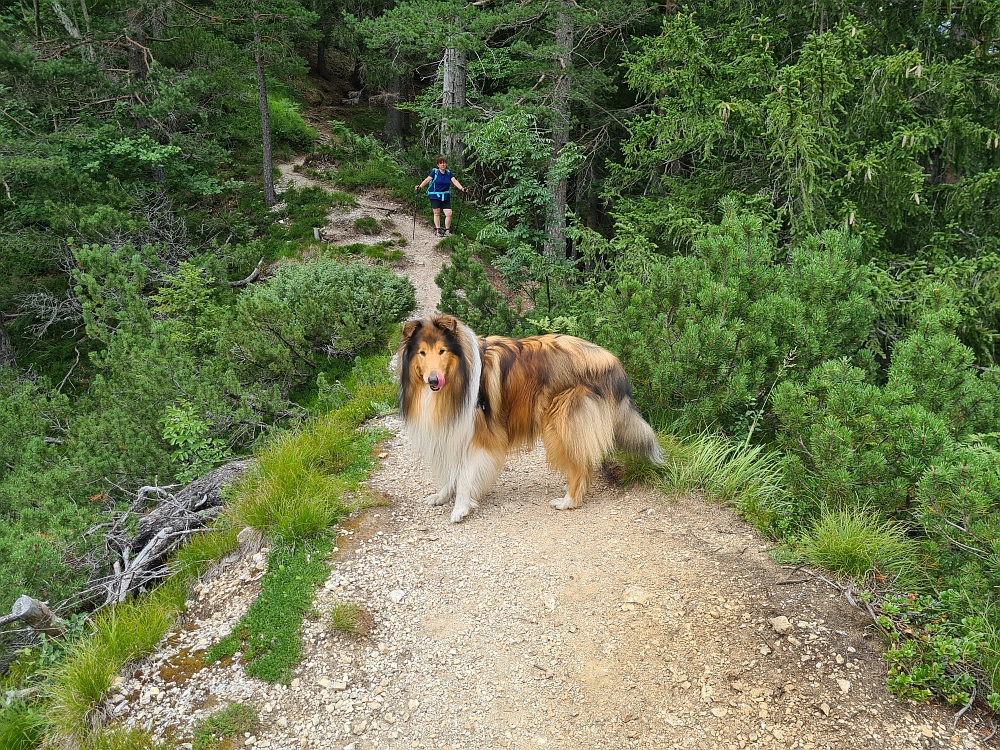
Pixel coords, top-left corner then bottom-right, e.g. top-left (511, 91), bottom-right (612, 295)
top-left (428, 373), bottom-right (444, 392)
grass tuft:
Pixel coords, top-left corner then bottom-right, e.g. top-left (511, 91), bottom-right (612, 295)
top-left (354, 216), bottom-right (380, 235)
top-left (84, 726), bottom-right (170, 750)
top-left (0, 701), bottom-right (45, 750)
top-left (45, 595), bottom-right (178, 742)
top-left (654, 432), bottom-right (787, 530)
top-left (192, 703), bottom-right (258, 750)
top-left (328, 601), bottom-right (368, 636)
top-left (802, 507), bottom-right (919, 584)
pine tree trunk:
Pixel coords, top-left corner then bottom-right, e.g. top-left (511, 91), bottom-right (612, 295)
top-left (544, 2), bottom-right (573, 258)
top-left (384, 62), bottom-right (408, 145)
top-left (315, 33), bottom-right (331, 81)
top-left (441, 42), bottom-right (467, 167)
top-left (0, 323), bottom-right (15, 369)
top-left (254, 32), bottom-right (276, 208)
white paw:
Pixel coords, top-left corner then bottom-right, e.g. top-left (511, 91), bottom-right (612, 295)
top-left (550, 495), bottom-right (578, 511)
top-left (450, 503), bottom-right (473, 523)
top-left (424, 491), bottom-right (451, 506)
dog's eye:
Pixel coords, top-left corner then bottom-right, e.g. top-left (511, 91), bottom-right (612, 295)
top-left (419, 351), bottom-right (426, 357)
top-left (438, 349), bottom-right (445, 355)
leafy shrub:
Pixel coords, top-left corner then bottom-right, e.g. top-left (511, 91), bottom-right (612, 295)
top-left (876, 590), bottom-right (990, 707)
top-left (225, 258), bottom-right (415, 385)
top-left (436, 243), bottom-right (530, 336)
top-left (572, 199), bottom-right (875, 433)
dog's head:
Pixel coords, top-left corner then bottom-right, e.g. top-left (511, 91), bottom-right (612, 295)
top-left (399, 316), bottom-right (465, 396)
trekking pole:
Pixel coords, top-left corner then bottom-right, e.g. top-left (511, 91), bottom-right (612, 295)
top-left (412, 197), bottom-right (417, 241)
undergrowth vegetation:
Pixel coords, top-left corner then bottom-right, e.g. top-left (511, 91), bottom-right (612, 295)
top-left (192, 703), bottom-right (259, 750)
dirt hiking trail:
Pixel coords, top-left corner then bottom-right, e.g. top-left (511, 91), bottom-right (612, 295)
top-left (108, 158), bottom-right (996, 750)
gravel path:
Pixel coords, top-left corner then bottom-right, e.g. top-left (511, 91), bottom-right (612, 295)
top-left (107, 157), bottom-right (996, 750)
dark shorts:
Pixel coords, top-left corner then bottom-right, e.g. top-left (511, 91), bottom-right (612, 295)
top-left (429, 197), bottom-right (451, 209)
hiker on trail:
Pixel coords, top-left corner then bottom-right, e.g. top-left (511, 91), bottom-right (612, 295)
top-left (415, 157), bottom-right (466, 237)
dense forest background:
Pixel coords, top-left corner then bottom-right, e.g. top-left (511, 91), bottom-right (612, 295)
top-left (2, 0), bottom-right (1000, 732)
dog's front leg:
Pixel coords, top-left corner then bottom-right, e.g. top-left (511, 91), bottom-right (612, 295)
top-left (424, 475), bottom-right (457, 506)
top-left (450, 448), bottom-right (503, 523)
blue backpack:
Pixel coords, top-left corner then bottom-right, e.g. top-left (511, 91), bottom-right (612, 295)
top-left (427, 168), bottom-right (453, 200)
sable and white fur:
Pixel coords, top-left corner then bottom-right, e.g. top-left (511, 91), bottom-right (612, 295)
top-left (398, 315), bottom-right (663, 523)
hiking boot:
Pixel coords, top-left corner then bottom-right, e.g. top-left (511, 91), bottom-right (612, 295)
top-left (445, 228), bottom-right (453, 235)
top-left (436, 228), bottom-right (446, 237)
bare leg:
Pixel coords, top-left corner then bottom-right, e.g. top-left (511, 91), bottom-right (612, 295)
top-left (432, 207), bottom-right (442, 229)
top-left (443, 207), bottom-right (453, 230)
top-left (450, 448), bottom-right (503, 523)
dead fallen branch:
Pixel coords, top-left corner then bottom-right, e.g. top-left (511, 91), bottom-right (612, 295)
top-left (82, 460), bottom-right (252, 606)
top-left (0, 596), bottom-right (66, 636)
top-left (230, 257), bottom-right (265, 288)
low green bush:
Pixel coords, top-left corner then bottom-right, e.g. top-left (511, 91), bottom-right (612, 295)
top-left (267, 97), bottom-right (317, 151)
top-left (225, 258), bottom-right (415, 386)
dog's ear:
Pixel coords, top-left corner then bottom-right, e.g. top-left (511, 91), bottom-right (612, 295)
top-left (400, 320), bottom-right (421, 349)
top-left (434, 315), bottom-right (459, 335)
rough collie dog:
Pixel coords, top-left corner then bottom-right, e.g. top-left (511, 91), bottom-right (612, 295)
top-left (398, 315), bottom-right (663, 523)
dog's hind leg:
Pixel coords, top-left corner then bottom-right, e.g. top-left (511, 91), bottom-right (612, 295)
top-left (543, 387), bottom-right (616, 511)
top-left (450, 447), bottom-right (503, 523)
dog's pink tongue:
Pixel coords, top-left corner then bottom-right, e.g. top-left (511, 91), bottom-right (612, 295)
top-left (436, 373), bottom-right (446, 388)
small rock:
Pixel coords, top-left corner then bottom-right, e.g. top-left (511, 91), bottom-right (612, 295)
top-left (837, 678), bottom-right (851, 694)
top-left (760, 645), bottom-right (772, 656)
top-left (291, 678), bottom-right (301, 688)
top-left (318, 678), bottom-right (332, 689)
top-left (623, 586), bottom-right (651, 605)
top-left (408, 699), bottom-right (420, 710)
top-left (711, 707), bottom-right (728, 718)
top-left (920, 726), bottom-right (934, 738)
top-left (378, 453), bottom-right (388, 459)
top-left (351, 720), bottom-right (367, 735)
top-left (820, 702), bottom-right (831, 716)
top-left (332, 681), bottom-right (348, 691)
top-left (389, 589), bottom-right (405, 604)
top-left (769, 616), bottom-right (794, 635)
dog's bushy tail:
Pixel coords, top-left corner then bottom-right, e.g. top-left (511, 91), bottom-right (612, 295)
top-left (614, 400), bottom-right (663, 465)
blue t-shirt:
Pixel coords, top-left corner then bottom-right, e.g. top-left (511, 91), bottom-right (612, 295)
top-left (428, 168), bottom-right (453, 194)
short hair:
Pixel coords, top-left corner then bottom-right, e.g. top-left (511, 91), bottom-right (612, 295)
top-left (436, 156), bottom-right (447, 165)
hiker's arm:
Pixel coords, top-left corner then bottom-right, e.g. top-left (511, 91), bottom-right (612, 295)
top-left (415, 176), bottom-right (431, 191)
top-left (451, 177), bottom-right (466, 192)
